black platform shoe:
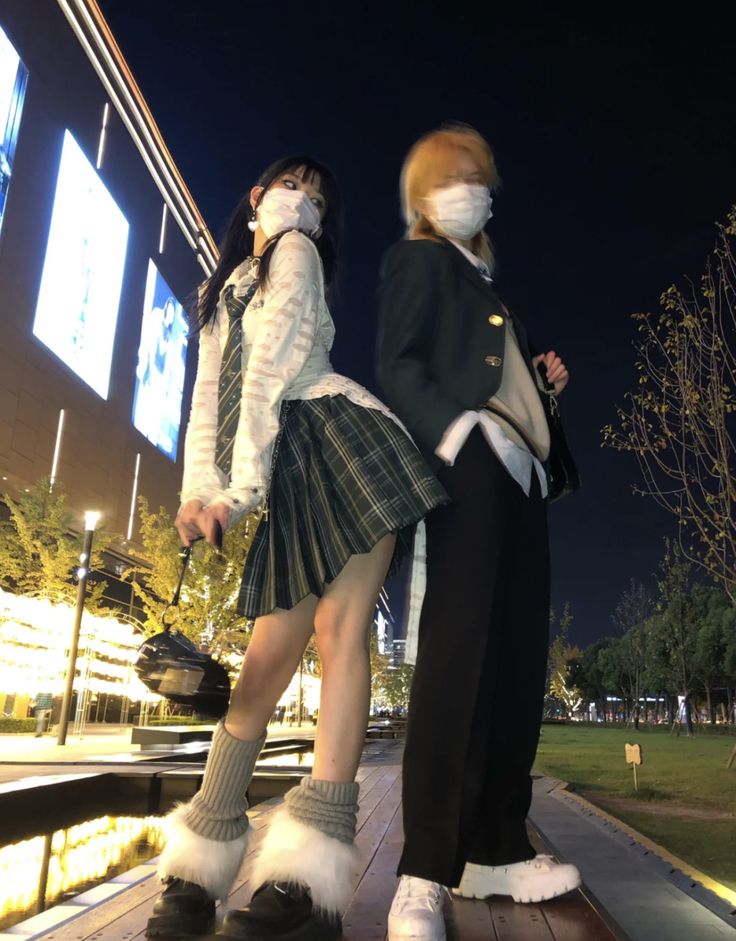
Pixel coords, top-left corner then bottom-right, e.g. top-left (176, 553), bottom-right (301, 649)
top-left (146, 877), bottom-right (217, 938)
top-left (218, 881), bottom-right (342, 941)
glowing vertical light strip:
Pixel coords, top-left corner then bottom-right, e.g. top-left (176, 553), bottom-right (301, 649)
top-left (158, 203), bottom-right (168, 254)
top-left (126, 452), bottom-right (141, 541)
top-left (59, 0), bottom-right (219, 272)
top-left (95, 101), bottom-right (110, 169)
top-left (49, 409), bottom-right (66, 492)
top-left (56, 0), bottom-right (217, 273)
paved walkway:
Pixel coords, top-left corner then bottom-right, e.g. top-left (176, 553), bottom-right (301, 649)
top-left (529, 776), bottom-right (736, 940)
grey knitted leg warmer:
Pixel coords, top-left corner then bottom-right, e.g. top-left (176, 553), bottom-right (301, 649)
top-left (251, 776), bottom-right (360, 916)
top-left (284, 776), bottom-right (360, 843)
top-left (158, 721), bottom-right (266, 899)
top-left (181, 721), bottom-right (265, 840)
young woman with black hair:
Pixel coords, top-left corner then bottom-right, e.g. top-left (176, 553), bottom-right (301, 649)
top-left (145, 157), bottom-right (446, 941)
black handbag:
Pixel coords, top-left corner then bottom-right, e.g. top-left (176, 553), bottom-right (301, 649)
top-left (484, 361), bottom-right (580, 502)
top-left (134, 531), bottom-right (231, 718)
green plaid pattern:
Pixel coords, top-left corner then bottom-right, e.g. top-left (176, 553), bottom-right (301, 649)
top-left (237, 395), bottom-right (448, 617)
top-left (216, 280), bottom-right (259, 476)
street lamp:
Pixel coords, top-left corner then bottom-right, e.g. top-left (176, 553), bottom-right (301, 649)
top-left (57, 511), bottom-right (101, 745)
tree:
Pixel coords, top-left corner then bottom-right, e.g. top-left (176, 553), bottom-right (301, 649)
top-left (603, 208), bottom-right (736, 602)
top-left (0, 478), bottom-right (109, 609)
top-left (690, 585), bottom-right (734, 723)
top-left (612, 580), bottom-right (653, 728)
top-left (124, 497), bottom-right (258, 661)
top-left (653, 539), bottom-right (699, 734)
top-left (571, 637), bottom-right (616, 721)
top-left (547, 603), bottom-right (583, 717)
top-left (370, 629), bottom-right (414, 712)
top-left (376, 663), bottom-right (414, 712)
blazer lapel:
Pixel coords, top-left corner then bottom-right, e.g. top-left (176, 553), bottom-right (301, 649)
top-left (439, 239), bottom-right (537, 380)
top-left (440, 238), bottom-right (500, 304)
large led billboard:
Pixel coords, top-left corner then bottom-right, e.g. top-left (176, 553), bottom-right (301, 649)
top-left (33, 130), bottom-right (129, 399)
top-left (0, 26), bottom-right (29, 236)
top-left (132, 260), bottom-right (188, 460)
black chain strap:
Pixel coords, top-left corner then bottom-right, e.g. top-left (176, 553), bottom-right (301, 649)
top-left (161, 542), bottom-right (195, 631)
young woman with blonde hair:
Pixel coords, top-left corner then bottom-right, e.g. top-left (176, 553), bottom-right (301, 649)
top-left (378, 125), bottom-right (580, 941)
top-left (145, 155), bottom-right (446, 941)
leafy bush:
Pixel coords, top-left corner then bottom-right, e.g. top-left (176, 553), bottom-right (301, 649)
top-left (0, 718), bottom-right (36, 732)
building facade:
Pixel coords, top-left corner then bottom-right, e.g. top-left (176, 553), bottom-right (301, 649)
top-left (0, 0), bottom-right (215, 549)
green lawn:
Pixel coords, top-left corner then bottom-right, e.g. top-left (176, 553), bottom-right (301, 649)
top-left (534, 724), bottom-right (736, 891)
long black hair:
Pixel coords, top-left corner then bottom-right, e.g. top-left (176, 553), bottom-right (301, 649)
top-left (195, 155), bottom-right (342, 331)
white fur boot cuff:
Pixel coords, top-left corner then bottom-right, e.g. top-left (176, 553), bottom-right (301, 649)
top-left (251, 805), bottom-right (358, 917)
top-left (158, 804), bottom-right (251, 901)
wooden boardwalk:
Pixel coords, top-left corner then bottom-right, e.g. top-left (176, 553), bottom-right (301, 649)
top-left (31, 758), bottom-right (620, 941)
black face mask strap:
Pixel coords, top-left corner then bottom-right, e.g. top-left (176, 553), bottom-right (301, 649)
top-left (161, 543), bottom-right (194, 631)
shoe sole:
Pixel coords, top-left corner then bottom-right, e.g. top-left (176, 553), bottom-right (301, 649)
top-left (387, 918), bottom-right (446, 941)
top-left (453, 877), bottom-right (582, 904)
top-left (145, 912), bottom-right (216, 939)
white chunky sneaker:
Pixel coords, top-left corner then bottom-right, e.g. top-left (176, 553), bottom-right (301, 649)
top-left (454, 855), bottom-right (581, 903)
top-left (388, 875), bottom-right (448, 941)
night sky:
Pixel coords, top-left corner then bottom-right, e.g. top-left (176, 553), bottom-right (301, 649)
top-left (98, 1), bottom-right (735, 649)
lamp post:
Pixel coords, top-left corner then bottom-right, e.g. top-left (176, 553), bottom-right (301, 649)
top-left (57, 511), bottom-right (100, 745)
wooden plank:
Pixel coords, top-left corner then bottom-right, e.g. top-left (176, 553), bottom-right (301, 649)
top-left (490, 898), bottom-right (555, 940)
top-left (446, 896), bottom-right (497, 941)
top-left (342, 774), bottom-right (404, 941)
top-left (540, 892), bottom-right (620, 941)
top-left (28, 762), bottom-right (625, 941)
top-left (351, 769), bottom-right (402, 885)
top-left (356, 767), bottom-right (401, 832)
top-left (42, 876), bottom-right (161, 941)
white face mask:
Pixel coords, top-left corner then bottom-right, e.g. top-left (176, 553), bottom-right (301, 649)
top-left (256, 187), bottom-right (322, 240)
top-left (424, 182), bottom-right (492, 240)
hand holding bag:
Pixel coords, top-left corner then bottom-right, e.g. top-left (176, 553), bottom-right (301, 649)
top-left (133, 527), bottom-right (231, 718)
top-left (484, 361), bottom-right (580, 502)
top-left (535, 361), bottom-right (581, 501)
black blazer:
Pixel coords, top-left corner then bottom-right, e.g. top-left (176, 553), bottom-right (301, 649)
top-left (377, 237), bottom-right (538, 467)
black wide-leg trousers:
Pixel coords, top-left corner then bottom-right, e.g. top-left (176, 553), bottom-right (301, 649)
top-left (398, 428), bottom-right (550, 887)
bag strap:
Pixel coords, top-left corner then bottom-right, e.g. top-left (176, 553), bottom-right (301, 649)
top-left (161, 543), bottom-right (194, 631)
top-left (482, 403), bottom-right (542, 459)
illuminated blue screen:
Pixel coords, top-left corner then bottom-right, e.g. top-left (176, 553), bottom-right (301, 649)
top-left (132, 260), bottom-right (188, 461)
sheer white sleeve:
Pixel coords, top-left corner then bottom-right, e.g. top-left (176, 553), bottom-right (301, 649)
top-left (222, 231), bottom-right (321, 512)
top-left (180, 312), bottom-right (228, 506)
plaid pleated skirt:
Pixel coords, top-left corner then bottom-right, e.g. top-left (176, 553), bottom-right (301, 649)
top-left (237, 395), bottom-right (448, 617)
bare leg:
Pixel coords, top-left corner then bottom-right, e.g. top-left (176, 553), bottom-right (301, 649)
top-left (312, 534), bottom-right (397, 781)
top-left (225, 593), bottom-right (317, 741)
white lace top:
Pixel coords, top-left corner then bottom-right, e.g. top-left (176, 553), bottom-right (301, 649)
top-left (180, 230), bottom-right (397, 518)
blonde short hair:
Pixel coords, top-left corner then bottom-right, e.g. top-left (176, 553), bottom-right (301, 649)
top-left (400, 124), bottom-right (499, 267)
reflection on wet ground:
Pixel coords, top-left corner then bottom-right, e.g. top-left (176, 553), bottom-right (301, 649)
top-left (0, 744), bottom-right (318, 931)
top-left (0, 815), bottom-right (165, 930)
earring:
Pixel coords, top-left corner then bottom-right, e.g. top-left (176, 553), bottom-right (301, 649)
top-left (247, 208), bottom-right (258, 233)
